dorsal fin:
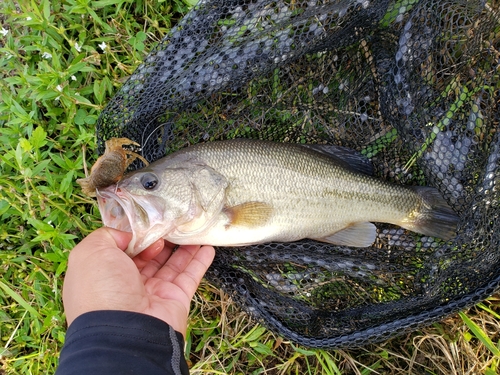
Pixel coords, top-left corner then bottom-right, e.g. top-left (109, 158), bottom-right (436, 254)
top-left (302, 144), bottom-right (374, 175)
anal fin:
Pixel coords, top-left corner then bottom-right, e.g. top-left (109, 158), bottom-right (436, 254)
top-left (224, 202), bottom-right (273, 228)
top-left (313, 222), bottom-right (377, 247)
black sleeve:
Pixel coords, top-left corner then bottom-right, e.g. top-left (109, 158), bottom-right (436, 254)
top-left (55, 310), bottom-right (189, 375)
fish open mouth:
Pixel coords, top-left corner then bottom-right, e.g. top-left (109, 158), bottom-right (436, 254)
top-left (97, 187), bottom-right (136, 232)
top-left (96, 185), bottom-right (168, 257)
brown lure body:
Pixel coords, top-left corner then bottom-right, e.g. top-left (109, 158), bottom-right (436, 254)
top-left (77, 137), bottom-right (149, 197)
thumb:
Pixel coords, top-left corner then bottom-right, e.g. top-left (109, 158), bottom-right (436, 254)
top-left (70, 228), bottom-right (132, 261)
top-left (99, 227), bottom-right (133, 251)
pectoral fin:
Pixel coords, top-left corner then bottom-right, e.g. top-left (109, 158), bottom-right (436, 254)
top-left (313, 222), bottom-right (377, 247)
top-left (225, 202), bottom-right (273, 228)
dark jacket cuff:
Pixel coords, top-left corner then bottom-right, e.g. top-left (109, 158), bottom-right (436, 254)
top-left (56, 310), bottom-right (189, 375)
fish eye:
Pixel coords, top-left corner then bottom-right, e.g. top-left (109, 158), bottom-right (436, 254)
top-left (140, 173), bottom-right (158, 190)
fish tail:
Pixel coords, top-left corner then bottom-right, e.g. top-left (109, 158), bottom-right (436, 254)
top-left (403, 186), bottom-right (460, 241)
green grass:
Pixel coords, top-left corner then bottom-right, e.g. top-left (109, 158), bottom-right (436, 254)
top-left (0, 0), bottom-right (189, 373)
top-left (1, 1), bottom-right (500, 374)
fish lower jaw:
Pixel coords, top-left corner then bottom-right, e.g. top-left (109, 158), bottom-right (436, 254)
top-left (126, 219), bottom-right (180, 257)
top-left (125, 231), bottom-right (155, 257)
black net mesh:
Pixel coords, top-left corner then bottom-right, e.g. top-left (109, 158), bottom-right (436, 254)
top-left (95, 0), bottom-right (500, 348)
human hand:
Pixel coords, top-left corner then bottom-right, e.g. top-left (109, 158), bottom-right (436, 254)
top-left (62, 227), bottom-right (215, 337)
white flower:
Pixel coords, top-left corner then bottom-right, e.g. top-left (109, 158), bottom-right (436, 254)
top-left (0, 27), bottom-right (8, 37)
top-left (42, 52), bottom-right (52, 59)
top-left (26, 17), bottom-right (32, 21)
top-left (71, 75), bottom-right (77, 81)
top-left (74, 42), bottom-right (82, 52)
top-left (56, 84), bottom-right (63, 92)
top-left (98, 41), bottom-right (107, 52)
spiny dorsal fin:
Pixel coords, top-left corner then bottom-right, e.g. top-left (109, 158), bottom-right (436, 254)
top-left (225, 202), bottom-right (273, 228)
top-left (302, 144), bottom-right (374, 175)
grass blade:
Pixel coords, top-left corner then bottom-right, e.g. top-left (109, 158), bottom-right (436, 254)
top-left (0, 280), bottom-right (41, 318)
top-left (459, 311), bottom-right (500, 357)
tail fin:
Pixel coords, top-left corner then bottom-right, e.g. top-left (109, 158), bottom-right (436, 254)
top-left (403, 186), bottom-right (460, 241)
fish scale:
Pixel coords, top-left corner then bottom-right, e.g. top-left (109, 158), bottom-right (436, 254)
top-left (191, 141), bottom-right (414, 227)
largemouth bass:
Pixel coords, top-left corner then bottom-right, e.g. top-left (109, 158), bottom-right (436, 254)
top-left (96, 139), bottom-right (459, 257)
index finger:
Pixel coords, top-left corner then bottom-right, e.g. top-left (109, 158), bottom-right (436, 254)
top-left (156, 245), bottom-right (215, 300)
top-left (132, 238), bottom-right (171, 269)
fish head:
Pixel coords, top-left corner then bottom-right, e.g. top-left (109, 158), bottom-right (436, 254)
top-left (97, 160), bottom-right (228, 257)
